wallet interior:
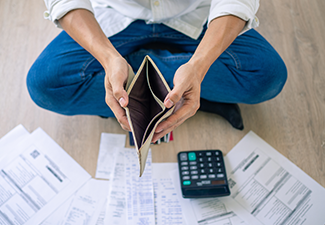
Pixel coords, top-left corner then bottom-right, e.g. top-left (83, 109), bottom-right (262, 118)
top-left (127, 59), bottom-right (170, 149)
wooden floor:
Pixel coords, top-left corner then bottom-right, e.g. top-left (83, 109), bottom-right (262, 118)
top-left (1, 0), bottom-right (324, 187)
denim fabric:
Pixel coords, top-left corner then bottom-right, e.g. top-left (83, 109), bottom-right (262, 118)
top-left (27, 20), bottom-right (287, 117)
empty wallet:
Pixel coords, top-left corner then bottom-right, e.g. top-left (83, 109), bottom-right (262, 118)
top-left (124, 55), bottom-right (175, 177)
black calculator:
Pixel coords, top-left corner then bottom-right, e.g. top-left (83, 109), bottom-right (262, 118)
top-left (177, 150), bottom-right (230, 198)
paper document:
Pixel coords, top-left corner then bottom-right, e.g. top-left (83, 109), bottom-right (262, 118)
top-left (95, 133), bottom-right (126, 180)
top-left (171, 170), bottom-right (253, 225)
top-left (124, 148), bottom-right (155, 225)
top-left (0, 128), bottom-right (91, 225)
top-left (152, 163), bottom-right (186, 225)
top-left (95, 199), bottom-right (107, 225)
top-left (62, 179), bottom-right (110, 225)
top-left (103, 147), bottom-right (155, 225)
top-left (41, 196), bottom-right (74, 225)
top-left (0, 124), bottom-right (30, 160)
top-left (225, 131), bottom-right (325, 225)
top-left (104, 149), bottom-right (127, 225)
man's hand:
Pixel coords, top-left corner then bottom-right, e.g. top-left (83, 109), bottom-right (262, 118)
top-left (152, 15), bottom-right (246, 142)
top-left (104, 56), bottom-right (131, 131)
top-left (59, 9), bottom-right (132, 130)
top-left (152, 62), bottom-right (202, 142)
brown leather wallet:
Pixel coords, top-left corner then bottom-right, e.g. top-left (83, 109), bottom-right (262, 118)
top-left (124, 55), bottom-right (175, 177)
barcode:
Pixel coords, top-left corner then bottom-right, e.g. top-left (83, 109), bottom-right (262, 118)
top-left (30, 150), bottom-right (40, 159)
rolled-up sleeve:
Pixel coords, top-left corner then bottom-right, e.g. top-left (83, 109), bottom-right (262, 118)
top-left (43, 0), bottom-right (94, 28)
top-left (208, 0), bottom-right (260, 34)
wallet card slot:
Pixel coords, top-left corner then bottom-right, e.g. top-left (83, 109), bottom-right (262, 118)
top-left (141, 61), bottom-right (167, 145)
top-left (128, 64), bottom-right (163, 149)
top-left (147, 60), bottom-right (169, 103)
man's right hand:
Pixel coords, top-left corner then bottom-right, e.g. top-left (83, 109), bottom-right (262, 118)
top-left (104, 56), bottom-right (131, 131)
top-left (59, 9), bottom-right (131, 131)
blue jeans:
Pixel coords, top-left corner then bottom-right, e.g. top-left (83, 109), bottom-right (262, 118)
top-left (27, 20), bottom-right (287, 117)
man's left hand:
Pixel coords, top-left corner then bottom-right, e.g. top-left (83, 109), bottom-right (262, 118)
top-left (152, 61), bottom-right (202, 142)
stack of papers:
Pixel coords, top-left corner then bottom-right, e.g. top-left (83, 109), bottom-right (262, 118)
top-left (96, 131), bottom-right (325, 225)
top-left (1, 125), bottom-right (325, 224)
top-left (0, 125), bottom-right (110, 225)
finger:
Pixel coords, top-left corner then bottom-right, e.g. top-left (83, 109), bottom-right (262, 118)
top-left (105, 94), bottom-right (131, 130)
top-left (156, 101), bottom-right (198, 133)
top-left (164, 85), bottom-right (185, 108)
top-left (152, 118), bottom-right (185, 143)
top-left (108, 70), bottom-right (130, 108)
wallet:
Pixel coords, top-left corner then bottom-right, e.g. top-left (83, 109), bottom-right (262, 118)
top-left (124, 55), bottom-right (175, 177)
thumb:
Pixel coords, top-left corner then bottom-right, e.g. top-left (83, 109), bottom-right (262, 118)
top-left (110, 73), bottom-right (129, 108)
top-left (164, 85), bottom-right (184, 108)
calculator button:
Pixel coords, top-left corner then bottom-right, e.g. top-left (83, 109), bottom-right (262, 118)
top-left (208, 163), bottom-right (213, 167)
top-left (200, 175), bottom-right (207, 179)
top-left (190, 166), bottom-right (197, 170)
top-left (217, 168), bottom-right (222, 173)
top-left (202, 180), bottom-right (211, 185)
top-left (192, 175), bottom-right (199, 179)
top-left (217, 174), bottom-right (224, 178)
top-left (215, 151), bottom-right (220, 156)
top-left (209, 169), bottom-right (214, 173)
top-left (199, 163), bottom-right (204, 168)
top-left (181, 162), bottom-right (188, 166)
top-left (191, 170), bottom-right (198, 174)
top-left (188, 152), bottom-right (196, 161)
top-left (208, 174), bottom-right (216, 179)
top-left (199, 158), bottom-right (204, 162)
top-left (183, 176), bottom-right (190, 180)
top-left (216, 157), bottom-right (220, 161)
top-left (181, 166), bottom-right (188, 170)
top-left (182, 171), bottom-right (189, 175)
top-left (207, 157), bottom-right (212, 161)
top-left (198, 152), bottom-right (203, 156)
top-left (200, 169), bottom-right (205, 173)
top-left (189, 161), bottom-right (197, 165)
top-left (206, 152), bottom-right (212, 156)
top-left (180, 153), bottom-right (188, 161)
top-left (216, 163), bottom-right (221, 167)
top-left (183, 181), bottom-right (191, 185)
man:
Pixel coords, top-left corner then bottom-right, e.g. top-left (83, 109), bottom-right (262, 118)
top-left (27, 0), bottom-right (287, 142)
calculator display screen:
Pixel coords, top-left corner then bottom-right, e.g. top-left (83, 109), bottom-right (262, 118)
top-left (211, 180), bottom-right (226, 185)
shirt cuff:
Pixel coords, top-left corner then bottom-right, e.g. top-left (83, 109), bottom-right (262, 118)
top-left (208, 0), bottom-right (260, 35)
top-left (44, 0), bottom-right (94, 28)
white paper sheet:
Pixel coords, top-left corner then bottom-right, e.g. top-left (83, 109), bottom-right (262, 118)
top-left (95, 199), bottom-right (107, 225)
top-left (0, 128), bottom-right (91, 225)
top-left (0, 124), bottom-right (30, 160)
top-left (171, 170), bottom-right (253, 225)
top-left (104, 149), bottom-right (127, 225)
top-left (124, 148), bottom-right (155, 225)
top-left (95, 133), bottom-right (126, 180)
top-left (62, 179), bottom-right (110, 225)
top-left (152, 163), bottom-right (186, 225)
top-left (225, 131), bottom-right (325, 225)
top-left (41, 196), bottom-right (74, 225)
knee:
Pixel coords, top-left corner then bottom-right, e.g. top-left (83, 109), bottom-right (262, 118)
top-left (26, 56), bottom-right (63, 112)
top-left (243, 51), bottom-right (287, 104)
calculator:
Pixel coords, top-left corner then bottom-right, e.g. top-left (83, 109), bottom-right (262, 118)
top-left (177, 150), bottom-right (230, 198)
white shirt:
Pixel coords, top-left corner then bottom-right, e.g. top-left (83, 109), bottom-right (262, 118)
top-left (43, 0), bottom-right (259, 40)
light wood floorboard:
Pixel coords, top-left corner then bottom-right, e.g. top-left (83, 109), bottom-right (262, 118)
top-left (0, 0), bottom-right (324, 186)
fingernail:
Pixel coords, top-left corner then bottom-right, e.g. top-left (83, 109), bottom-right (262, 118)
top-left (165, 99), bottom-right (174, 108)
top-left (119, 97), bottom-right (126, 107)
top-left (156, 128), bottom-right (163, 133)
